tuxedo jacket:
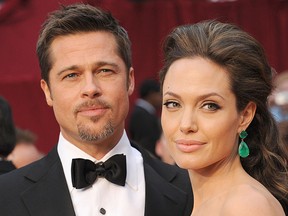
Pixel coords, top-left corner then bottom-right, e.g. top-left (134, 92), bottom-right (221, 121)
top-left (0, 143), bottom-right (193, 216)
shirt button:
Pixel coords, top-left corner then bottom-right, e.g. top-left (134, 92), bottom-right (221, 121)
top-left (99, 208), bottom-right (106, 215)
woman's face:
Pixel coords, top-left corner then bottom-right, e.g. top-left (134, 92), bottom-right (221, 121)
top-left (161, 57), bottom-right (246, 172)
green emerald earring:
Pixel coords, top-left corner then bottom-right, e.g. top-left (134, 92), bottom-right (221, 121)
top-left (238, 130), bottom-right (249, 158)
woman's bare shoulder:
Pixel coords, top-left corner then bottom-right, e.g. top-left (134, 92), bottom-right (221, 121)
top-left (220, 184), bottom-right (285, 216)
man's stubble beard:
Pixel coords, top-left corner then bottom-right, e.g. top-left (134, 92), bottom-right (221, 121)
top-left (77, 116), bottom-right (114, 142)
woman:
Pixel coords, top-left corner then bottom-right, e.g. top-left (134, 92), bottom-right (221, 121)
top-left (160, 20), bottom-right (288, 215)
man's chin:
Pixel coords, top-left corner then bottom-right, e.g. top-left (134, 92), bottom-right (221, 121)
top-left (77, 115), bottom-right (103, 123)
top-left (77, 126), bottom-right (114, 142)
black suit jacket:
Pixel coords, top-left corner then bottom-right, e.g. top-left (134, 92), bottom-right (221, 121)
top-left (0, 143), bottom-right (193, 216)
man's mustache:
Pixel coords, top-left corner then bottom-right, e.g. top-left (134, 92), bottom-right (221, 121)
top-left (73, 99), bottom-right (111, 115)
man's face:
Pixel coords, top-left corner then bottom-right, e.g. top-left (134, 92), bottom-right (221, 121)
top-left (41, 31), bottom-right (134, 158)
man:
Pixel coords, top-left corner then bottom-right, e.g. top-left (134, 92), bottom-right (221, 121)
top-left (0, 3), bottom-right (193, 216)
top-left (129, 79), bottom-right (162, 157)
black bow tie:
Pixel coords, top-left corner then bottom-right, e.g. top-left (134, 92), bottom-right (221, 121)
top-left (71, 154), bottom-right (127, 189)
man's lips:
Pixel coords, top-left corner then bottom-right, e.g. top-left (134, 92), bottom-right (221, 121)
top-left (77, 106), bottom-right (108, 117)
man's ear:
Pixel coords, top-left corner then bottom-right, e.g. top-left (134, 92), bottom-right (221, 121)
top-left (127, 67), bottom-right (135, 96)
top-left (238, 101), bottom-right (257, 132)
top-left (40, 79), bottom-right (53, 107)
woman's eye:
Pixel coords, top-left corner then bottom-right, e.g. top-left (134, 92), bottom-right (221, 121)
top-left (202, 103), bottom-right (220, 111)
top-left (163, 101), bottom-right (180, 109)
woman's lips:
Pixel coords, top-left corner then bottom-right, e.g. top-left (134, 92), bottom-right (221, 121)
top-left (175, 139), bottom-right (205, 153)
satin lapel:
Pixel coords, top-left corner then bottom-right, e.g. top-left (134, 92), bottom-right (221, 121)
top-left (143, 163), bottom-right (187, 216)
top-left (21, 147), bottom-right (76, 216)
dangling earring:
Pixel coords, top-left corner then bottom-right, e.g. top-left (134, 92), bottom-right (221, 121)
top-left (238, 130), bottom-right (249, 158)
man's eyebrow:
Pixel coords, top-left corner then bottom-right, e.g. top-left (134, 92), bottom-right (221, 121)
top-left (95, 61), bottom-right (119, 69)
top-left (57, 65), bottom-right (79, 76)
top-left (56, 61), bottom-right (120, 76)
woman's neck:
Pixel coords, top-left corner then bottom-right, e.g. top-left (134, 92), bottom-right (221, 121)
top-left (189, 156), bottom-right (247, 211)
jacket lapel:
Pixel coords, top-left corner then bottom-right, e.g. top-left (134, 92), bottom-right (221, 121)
top-left (21, 147), bottom-right (76, 216)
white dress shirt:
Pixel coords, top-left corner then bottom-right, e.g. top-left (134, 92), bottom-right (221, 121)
top-left (58, 131), bottom-right (145, 216)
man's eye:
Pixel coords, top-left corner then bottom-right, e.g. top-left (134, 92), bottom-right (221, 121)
top-left (100, 69), bottom-right (112, 73)
top-left (64, 73), bottom-right (78, 79)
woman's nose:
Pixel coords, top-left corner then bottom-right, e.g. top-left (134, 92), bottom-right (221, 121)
top-left (179, 109), bottom-right (198, 134)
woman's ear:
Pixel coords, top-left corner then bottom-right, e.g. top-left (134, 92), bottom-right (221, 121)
top-left (238, 102), bottom-right (257, 132)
